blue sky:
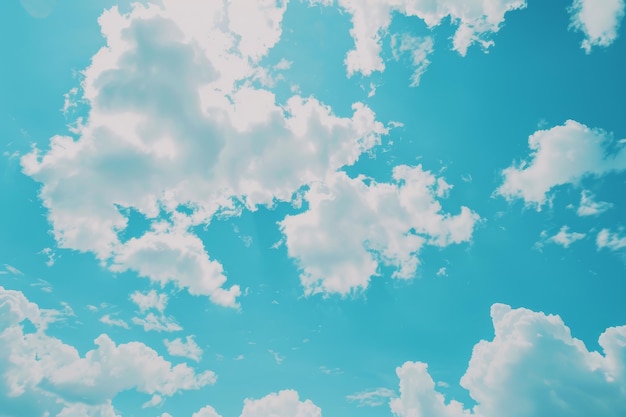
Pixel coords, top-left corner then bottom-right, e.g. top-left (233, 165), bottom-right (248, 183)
top-left (1, 0), bottom-right (626, 416)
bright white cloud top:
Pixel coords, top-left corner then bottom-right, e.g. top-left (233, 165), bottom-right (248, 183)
top-left (497, 120), bottom-right (626, 209)
top-left (570, 0), bottom-right (626, 52)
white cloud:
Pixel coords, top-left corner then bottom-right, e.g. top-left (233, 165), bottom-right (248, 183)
top-left (391, 34), bottom-right (434, 87)
top-left (390, 304), bottom-right (626, 417)
top-left (280, 166), bottom-right (479, 295)
top-left (544, 225), bottom-right (586, 248)
top-left (569, 0), bottom-right (625, 53)
top-left (309, 0), bottom-right (526, 77)
top-left (192, 405), bottom-right (222, 417)
top-left (597, 228), bottom-right (626, 251)
top-left (0, 286), bottom-right (215, 417)
top-left (22, 1), bottom-right (386, 308)
top-left (347, 387), bottom-right (396, 407)
top-left (164, 336), bottom-right (203, 362)
top-left (391, 362), bottom-right (471, 417)
top-left (577, 190), bottom-right (613, 216)
top-left (130, 289), bottom-right (168, 313)
top-left (436, 267), bottom-right (448, 277)
top-left (99, 314), bottom-right (130, 329)
top-left (497, 120), bottom-right (626, 209)
top-left (227, 0), bottom-right (288, 61)
top-left (173, 390), bottom-right (321, 417)
top-left (142, 394), bottom-right (164, 408)
top-left (240, 390), bottom-right (322, 417)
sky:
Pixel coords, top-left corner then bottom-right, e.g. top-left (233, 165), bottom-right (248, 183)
top-left (1, 0), bottom-right (626, 416)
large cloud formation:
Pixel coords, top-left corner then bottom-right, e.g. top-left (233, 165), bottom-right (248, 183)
top-left (22, 0), bottom-right (387, 307)
top-left (390, 304), bottom-right (626, 417)
top-left (280, 166), bottom-right (479, 295)
top-left (0, 286), bottom-right (215, 417)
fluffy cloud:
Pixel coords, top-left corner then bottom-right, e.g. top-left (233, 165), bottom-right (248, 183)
top-left (240, 390), bottom-right (322, 417)
top-left (164, 336), bottom-right (203, 362)
top-left (390, 304), bottom-right (626, 417)
top-left (596, 228), bottom-right (626, 251)
top-left (163, 390), bottom-right (321, 417)
top-left (309, 0), bottom-right (526, 77)
top-left (0, 286), bottom-right (215, 417)
top-left (192, 406), bottom-right (222, 417)
top-left (390, 362), bottom-right (470, 417)
top-left (497, 120), bottom-right (626, 209)
top-left (280, 166), bottom-right (479, 295)
top-left (569, 0), bottom-right (625, 52)
top-left (22, 1), bottom-right (386, 308)
top-left (577, 189), bottom-right (614, 216)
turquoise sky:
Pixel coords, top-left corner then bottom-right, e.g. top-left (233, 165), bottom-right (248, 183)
top-left (1, 1), bottom-right (626, 416)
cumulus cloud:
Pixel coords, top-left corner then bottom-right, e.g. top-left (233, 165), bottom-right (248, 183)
top-left (0, 286), bottom-right (215, 417)
top-left (597, 228), bottom-right (626, 251)
top-left (192, 406), bottom-right (222, 417)
top-left (164, 336), bottom-right (203, 362)
top-left (390, 362), bottom-right (470, 417)
top-left (280, 166), bottom-right (479, 295)
top-left (390, 304), bottom-right (626, 417)
top-left (22, 1), bottom-right (386, 308)
top-left (240, 390), bottom-right (322, 417)
top-left (309, 0), bottom-right (526, 77)
top-left (577, 190), bottom-right (614, 216)
top-left (569, 0), bottom-right (625, 53)
top-left (497, 120), bottom-right (626, 209)
top-left (165, 390), bottom-right (321, 417)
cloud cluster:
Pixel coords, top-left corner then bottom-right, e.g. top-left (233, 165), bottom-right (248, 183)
top-left (22, 1), bottom-right (386, 307)
top-left (280, 165), bottom-right (479, 295)
top-left (309, 0), bottom-right (527, 77)
top-left (569, 0), bottom-right (625, 52)
top-left (163, 390), bottom-right (321, 417)
top-left (497, 120), bottom-right (626, 209)
top-left (0, 286), bottom-right (215, 417)
top-left (390, 304), bottom-right (626, 417)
